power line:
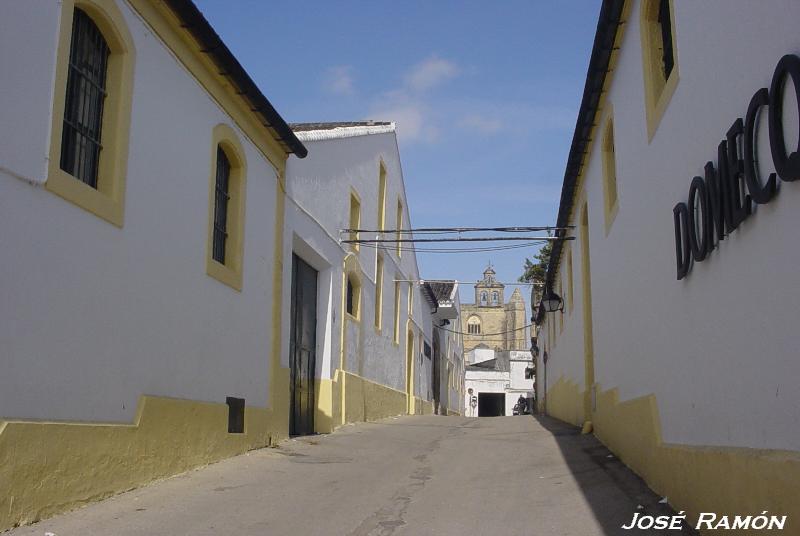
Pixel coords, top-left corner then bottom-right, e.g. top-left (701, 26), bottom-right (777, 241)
top-left (436, 323), bottom-right (533, 337)
top-left (343, 236), bottom-right (571, 244)
top-left (357, 241), bottom-right (547, 254)
top-left (342, 225), bottom-right (573, 234)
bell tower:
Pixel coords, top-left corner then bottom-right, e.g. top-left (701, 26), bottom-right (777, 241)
top-left (475, 265), bottom-right (504, 307)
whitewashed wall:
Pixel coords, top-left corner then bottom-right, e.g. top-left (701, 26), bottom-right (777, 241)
top-left (540, 0), bottom-right (800, 452)
top-left (0, 0), bottom-right (283, 423)
top-left (284, 131), bottom-right (433, 396)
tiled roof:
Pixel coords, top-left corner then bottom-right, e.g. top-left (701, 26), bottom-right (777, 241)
top-left (289, 121), bottom-right (392, 132)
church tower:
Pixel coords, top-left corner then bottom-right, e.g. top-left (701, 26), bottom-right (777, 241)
top-left (474, 265), bottom-right (504, 307)
top-left (461, 265), bottom-right (527, 353)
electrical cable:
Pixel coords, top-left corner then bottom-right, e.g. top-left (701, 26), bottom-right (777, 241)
top-left (436, 323), bottom-right (534, 337)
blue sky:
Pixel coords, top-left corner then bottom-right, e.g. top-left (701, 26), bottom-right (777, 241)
top-left (194, 0), bottom-right (601, 306)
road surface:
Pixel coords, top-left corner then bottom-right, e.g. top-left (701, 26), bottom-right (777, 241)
top-left (8, 415), bottom-right (694, 535)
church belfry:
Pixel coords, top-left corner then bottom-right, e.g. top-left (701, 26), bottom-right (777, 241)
top-left (462, 264), bottom-right (527, 353)
top-left (475, 265), bottom-right (504, 306)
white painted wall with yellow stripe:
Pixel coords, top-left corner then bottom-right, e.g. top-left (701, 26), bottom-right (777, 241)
top-left (537, 0), bottom-right (800, 529)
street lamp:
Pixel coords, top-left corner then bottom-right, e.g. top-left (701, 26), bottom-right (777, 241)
top-left (541, 288), bottom-right (564, 313)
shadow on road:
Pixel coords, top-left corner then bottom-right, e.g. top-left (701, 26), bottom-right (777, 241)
top-left (531, 414), bottom-right (697, 536)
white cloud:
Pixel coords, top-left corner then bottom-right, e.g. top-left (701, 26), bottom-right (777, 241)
top-left (404, 56), bottom-right (459, 92)
top-left (323, 65), bottom-right (354, 95)
top-left (370, 100), bottom-right (439, 144)
top-left (458, 114), bottom-right (504, 134)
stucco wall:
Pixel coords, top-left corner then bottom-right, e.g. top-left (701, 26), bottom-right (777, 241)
top-left (538, 0), bottom-right (800, 453)
top-left (284, 130), bottom-right (434, 420)
top-left (0, 0), bottom-right (283, 424)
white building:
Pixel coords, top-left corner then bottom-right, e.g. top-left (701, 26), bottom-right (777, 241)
top-left (422, 281), bottom-right (466, 415)
top-left (536, 0), bottom-right (800, 526)
top-left (283, 121), bottom-right (439, 431)
top-left (464, 350), bottom-right (534, 417)
top-left (0, 0), bottom-right (307, 530)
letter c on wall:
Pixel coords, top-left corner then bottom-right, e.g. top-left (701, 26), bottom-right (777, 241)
top-left (769, 54), bottom-right (800, 182)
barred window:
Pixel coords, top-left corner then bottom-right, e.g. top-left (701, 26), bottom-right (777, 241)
top-left (60, 8), bottom-right (110, 188)
top-left (212, 147), bottom-right (231, 264)
top-left (658, 0), bottom-right (675, 79)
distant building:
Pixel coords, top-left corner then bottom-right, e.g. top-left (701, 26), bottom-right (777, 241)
top-left (421, 281), bottom-right (465, 416)
top-left (464, 350), bottom-right (534, 417)
top-left (461, 266), bottom-right (527, 353)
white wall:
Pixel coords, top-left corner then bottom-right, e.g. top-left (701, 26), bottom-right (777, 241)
top-left (0, 0), bottom-right (283, 423)
top-left (284, 131), bottom-right (433, 397)
top-left (540, 0), bottom-right (800, 451)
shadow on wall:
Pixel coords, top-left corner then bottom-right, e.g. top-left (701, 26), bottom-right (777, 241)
top-left (531, 414), bottom-right (698, 536)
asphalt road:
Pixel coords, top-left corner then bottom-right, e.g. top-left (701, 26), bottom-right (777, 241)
top-left (8, 415), bottom-right (695, 536)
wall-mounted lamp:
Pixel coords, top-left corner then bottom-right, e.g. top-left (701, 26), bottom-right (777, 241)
top-left (530, 337), bottom-right (539, 357)
top-left (541, 288), bottom-right (564, 313)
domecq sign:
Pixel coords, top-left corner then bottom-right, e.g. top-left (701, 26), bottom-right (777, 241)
top-left (673, 54), bottom-right (800, 280)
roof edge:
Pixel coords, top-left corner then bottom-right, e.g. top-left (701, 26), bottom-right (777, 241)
top-left (162, 0), bottom-right (307, 158)
top-left (544, 0), bottom-right (626, 296)
top-left (293, 123), bottom-right (396, 142)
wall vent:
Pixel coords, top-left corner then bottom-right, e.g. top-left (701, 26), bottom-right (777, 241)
top-left (226, 396), bottom-right (245, 434)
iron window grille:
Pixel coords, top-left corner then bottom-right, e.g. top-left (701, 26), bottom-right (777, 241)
top-left (212, 147), bottom-right (231, 264)
top-left (658, 0), bottom-right (674, 79)
top-left (60, 8), bottom-right (110, 189)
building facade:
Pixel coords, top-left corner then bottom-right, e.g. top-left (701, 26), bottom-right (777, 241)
top-left (283, 122), bottom-right (438, 432)
top-left (464, 350), bottom-right (534, 417)
top-left (461, 266), bottom-right (527, 353)
top-left (536, 0), bottom-right (800, 527)
top-left (422, 281), bottom-right (466, 416)
top-left (0, 0), bottom-right (309, 529)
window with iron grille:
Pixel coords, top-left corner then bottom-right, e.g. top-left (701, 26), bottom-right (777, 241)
top-left (212, 146), bottom-right (231, 264)
top-left (658, 0), bottom-right (674, 79)
top-left (60, 8), bottom-right (110, 188)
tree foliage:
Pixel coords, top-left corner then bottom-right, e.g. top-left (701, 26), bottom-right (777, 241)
top-left (518, 239), bottom-right (552, 286)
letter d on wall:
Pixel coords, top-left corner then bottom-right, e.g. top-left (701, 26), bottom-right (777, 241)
top-left (673, 202), bottom-right (691, 280)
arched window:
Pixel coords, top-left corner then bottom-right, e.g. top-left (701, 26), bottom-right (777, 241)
top-left (480, 291), bottom-right (488, 306)
top-left (640, 0), bottom-right (679, 139)
top-left (467, 316), bottom-right (481, 335)
top-left (206, 124), bottom-right (247, 290)
top-left (491, 291), bottom-right (499, 305)
top-left (346, 272), bottom-right (361, 319)
top-left (47, 2), bottom-right (135, 226)
top-left (60, 8), bottom-right (109, 188)
top-left (601, 114), bottom-right (619, 231)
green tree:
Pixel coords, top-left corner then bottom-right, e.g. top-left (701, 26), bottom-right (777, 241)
top-left (519, 237), bottom-right (552, 287)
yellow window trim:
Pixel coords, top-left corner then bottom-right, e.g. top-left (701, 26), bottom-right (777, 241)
top-left (566, 245), bottom-right (574, 315)
top-left (46, 0), bottom-right (135, 227)
top-left (206, 124), bottom-right (247, 291)
top-left (374, 254), bottom-right (384, 332)
top-left (377, 159), bottom-right (387, 232)
top-left (348, 188), bottom-right (361, 253)
top-left (126, 0), bottom-right (288, 174)
top-left (393, 277), bottom-right (401, 346)
top-left (640, 0), bottom-right (679, 142)
top-left (344, 267), bottom-right (362, 322)
top-left (601, 111), bottom-right (620, 235)
top-left (395, 198), bottom-right (403, 258)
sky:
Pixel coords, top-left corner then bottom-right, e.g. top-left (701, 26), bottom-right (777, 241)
top-left (194, 0), bottom-right (601, 306)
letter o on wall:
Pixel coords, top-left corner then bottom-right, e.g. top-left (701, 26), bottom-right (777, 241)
top-left (769, 54), bottom-right (800, 182)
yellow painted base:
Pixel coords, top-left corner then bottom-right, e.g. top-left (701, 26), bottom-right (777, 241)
top-left (341, 371), bottom-right (407, 423)
top-left (314, 378), bottom-right (336, 433)
top-left (446, 410), bottom-right (461, 416)
top-left (546, 379), bottom-right (800, 533)
top-left (418, 399), bottom-right (434, 415)
top-left (545, 375), bottom-right (585, 426)
top-left (0, 395), bottom-right (287, 531)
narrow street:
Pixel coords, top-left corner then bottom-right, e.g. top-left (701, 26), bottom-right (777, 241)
top-left (9, 416), bottom-right (693, 536)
